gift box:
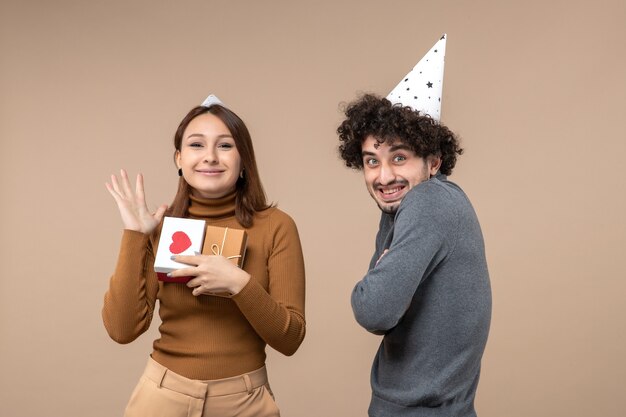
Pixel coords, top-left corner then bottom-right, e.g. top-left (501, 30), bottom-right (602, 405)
top-left (154, 217), bottom-right (206, 283)
top-left (202, 225), bottom-right (248, 268)
top-left (154, 220), bottom-right (248, 285)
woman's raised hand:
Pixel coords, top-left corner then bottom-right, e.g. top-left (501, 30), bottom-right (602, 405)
top-left (105, 169), bottom-right (168, 234)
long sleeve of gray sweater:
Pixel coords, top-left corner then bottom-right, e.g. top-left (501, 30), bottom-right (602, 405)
top-left (352, 174), bottom-right (491, 417)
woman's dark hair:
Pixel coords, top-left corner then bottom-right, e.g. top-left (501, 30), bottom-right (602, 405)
top-left (337, 94), bottom-right (463, 176)
top-left (166, 105), bottom-right (271, 227)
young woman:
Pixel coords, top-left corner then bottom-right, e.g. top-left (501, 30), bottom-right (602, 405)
top-left (103, 96), bottom-right (305, 417)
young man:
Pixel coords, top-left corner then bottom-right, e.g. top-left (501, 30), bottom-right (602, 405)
top-left (337, 94), bottom-right (491, 417)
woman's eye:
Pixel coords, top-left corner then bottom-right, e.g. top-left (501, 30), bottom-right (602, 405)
top-left (189, 142), bottom-right (203, 148)
top-left (218, 143), bottom-right (234, 149)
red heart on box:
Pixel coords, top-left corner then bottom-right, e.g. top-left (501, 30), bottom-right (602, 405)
top-left (169, 231), bottom-right (192, 254)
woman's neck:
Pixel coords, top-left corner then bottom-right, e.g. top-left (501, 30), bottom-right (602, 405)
top-left (187, 190), bottom-right (237, 219)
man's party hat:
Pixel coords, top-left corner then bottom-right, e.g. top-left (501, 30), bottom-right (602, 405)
top-left (386, 34), bottom-right (447, 121)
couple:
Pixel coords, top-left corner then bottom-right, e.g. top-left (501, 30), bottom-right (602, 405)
top-left (102, 92), bottom-right (491, 417)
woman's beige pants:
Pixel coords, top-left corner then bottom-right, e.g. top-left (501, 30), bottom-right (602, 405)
top-left (124, 357), bottom-right (280, 417)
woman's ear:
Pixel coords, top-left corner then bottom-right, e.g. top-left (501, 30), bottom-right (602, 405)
top-left (175, 150), bottom-right (181, 169)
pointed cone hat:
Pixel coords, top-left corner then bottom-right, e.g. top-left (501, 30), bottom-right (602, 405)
top-left (201, 94), bottom-right (225, 108)
top-left (386, 34), bottom-right (446, 121)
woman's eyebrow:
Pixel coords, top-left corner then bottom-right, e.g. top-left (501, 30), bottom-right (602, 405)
top-left (185, 133), bottom-right (233, 139)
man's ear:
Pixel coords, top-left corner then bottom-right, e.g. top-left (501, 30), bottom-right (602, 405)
top-left (428, 156), bottom-right (442, 176)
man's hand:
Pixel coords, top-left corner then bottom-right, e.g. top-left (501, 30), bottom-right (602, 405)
top-left (376, 249), bottom-right (389, 266)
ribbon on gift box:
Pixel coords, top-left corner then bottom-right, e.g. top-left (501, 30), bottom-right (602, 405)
top-left (210, 227), bottom-right (243, 263)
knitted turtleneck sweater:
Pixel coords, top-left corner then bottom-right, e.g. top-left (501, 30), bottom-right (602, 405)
top-left (102, 192), bottom-right (306, 380)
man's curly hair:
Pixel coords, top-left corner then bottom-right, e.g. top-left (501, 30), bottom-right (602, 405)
top-left (337, 94), bottom-right (463, 176)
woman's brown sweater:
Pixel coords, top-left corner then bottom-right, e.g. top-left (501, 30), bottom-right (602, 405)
top-left (102, 192), bottom-right (305, 380)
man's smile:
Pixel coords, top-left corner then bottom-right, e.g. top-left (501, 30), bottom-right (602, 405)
top-left (377, 183), bottom-right (407, 201)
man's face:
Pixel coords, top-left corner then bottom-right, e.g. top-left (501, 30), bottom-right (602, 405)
top-left (361, 136), bottom-right (440, 214)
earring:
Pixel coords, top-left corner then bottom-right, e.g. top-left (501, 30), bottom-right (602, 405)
top-left (239, 169), bottom-right (245, 179)
top-left (178, 168), bottom-right (182, 177)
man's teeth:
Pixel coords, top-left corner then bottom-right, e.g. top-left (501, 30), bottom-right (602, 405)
top-left (382, 187), bottom-right (401, 195)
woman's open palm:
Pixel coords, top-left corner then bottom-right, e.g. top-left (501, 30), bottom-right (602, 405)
top-left (105, 169), bottom-right (167, 234)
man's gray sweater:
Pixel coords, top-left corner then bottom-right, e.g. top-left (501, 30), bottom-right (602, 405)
top-left (352, 174), bottom-right (491, 417)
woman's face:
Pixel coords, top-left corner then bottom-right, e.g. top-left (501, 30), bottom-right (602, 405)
top-left (176, 112), bottom-right (242, 199)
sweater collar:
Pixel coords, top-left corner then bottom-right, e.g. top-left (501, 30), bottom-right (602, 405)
top-left (188, 190), bottom-right (237, 219)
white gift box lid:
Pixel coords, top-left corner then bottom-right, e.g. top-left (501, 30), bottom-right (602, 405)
top-left (154, 217), bottom-right (206, 273)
